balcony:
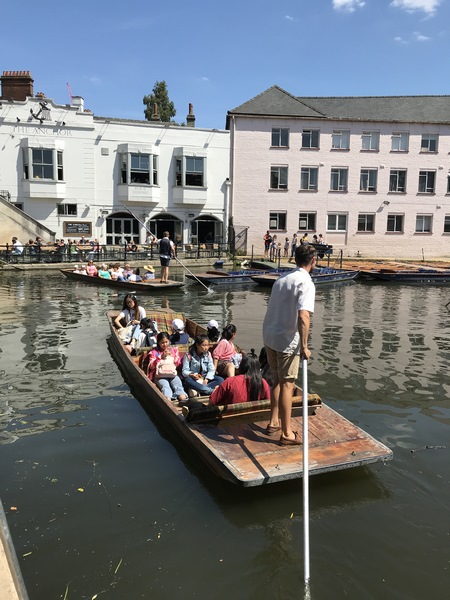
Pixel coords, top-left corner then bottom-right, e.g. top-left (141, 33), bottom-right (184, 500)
top-left (172, 186), bottom-right (207, 205)
top-left (117, 184), bottom-right (160, 203)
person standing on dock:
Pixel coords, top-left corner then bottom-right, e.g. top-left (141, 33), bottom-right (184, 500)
top-left (262, 245), bottom-right (316, 445)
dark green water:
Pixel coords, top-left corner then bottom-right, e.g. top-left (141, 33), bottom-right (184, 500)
top-left (0, 270), bottom-right (449, 600)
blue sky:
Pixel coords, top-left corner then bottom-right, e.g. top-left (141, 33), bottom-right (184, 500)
top-left (3, 0), bottom-right (449, 129)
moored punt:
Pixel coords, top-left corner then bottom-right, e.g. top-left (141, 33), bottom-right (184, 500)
top-left (251, 268), bottom-right (360, 287)
top-left (0, 500), bottom-right (29, 600)
top-left (107, 310), bottom-right (392, 486)
top-left (60, 269), bottom-right (184, 291)
top-left (186, 267), bottom-right (291, 286)
top-left (361, 268), bottom-right (450, 283)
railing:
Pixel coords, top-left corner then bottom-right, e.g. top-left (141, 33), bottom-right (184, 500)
top-left (0, 241), bottom-right (228, 265)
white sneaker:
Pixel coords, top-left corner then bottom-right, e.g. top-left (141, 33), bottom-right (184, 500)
top-left (188, 388), bottom-right (199, 398)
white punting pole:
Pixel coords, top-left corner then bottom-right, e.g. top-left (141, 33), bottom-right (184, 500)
top-left (302, 357), bottom-right (311, 585)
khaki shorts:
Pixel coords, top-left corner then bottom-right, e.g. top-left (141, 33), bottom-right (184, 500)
top-left (265, 345), bottom-right (300, 385)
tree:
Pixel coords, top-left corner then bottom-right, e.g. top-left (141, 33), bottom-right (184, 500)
top-left (143, 81), bottom-right (176, 122)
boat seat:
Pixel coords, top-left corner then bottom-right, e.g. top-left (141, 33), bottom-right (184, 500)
top-left (146, 311), bottom-right (185, 334)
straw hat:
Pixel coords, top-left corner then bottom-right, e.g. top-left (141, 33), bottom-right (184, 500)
top-left (144, 265), bottom-right (155, 272)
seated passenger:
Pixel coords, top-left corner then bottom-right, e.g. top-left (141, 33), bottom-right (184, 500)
top-left (134, 317), bottom-right (159, 349)
top-left (98, 263), bottom-right (111, 279)
top-left (206, 319), bottom-right (221, 343)
top-left (182, 334), bottom-right (224, 397)
top-left (127, 267), bottom-right (143, 282)
top-left (209, 353), bottom-right (271, 406)
top-left (110, 263), bottom-right (126, 281)
top-left (142, 265), bottom-right (156, 280)
top-left (147, 332), bottom-right (187, 402)
top-left (114, 294), bottom-right (146, 330)
top-left (86, 260), bottom-right (98, 276)
top-left (212, 324), bottom-right (240, 378)
top-left (73, 264), bottom-right (87, 275)
top-left (170, 318), bottom-right (189, 345)
top-left (123, 263), bottom-right (133, 279)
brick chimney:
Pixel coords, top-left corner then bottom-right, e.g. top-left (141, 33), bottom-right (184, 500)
top-left (186, 103), bottom-right (195, 127)
top-left (0, 71), bottom-right (34, 101)
top-left (150, 103), bottom-right (160, 122)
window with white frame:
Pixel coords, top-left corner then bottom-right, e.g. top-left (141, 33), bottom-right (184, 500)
top-left (269, 211), bottom-right (286, 230)
top-left (301, 129), bottom-right (320, 149)
top-left (415, 215), bottom-right (432, 233)
top-left (298, 213), bottom-right (316, 231)
top-left (330, 168), bottom-right (348, 191)
top-left (270, 166), bottom-right (288, 189)
top-left (331, 130), bottom-right (350, 150)
top-left (391, 132), bottom-right (409, 152)
top-left (389, 169), bottom-right (407, 193)
top-left (357, 213), bottom-right (375, 232)
top-left (327, 214), bottom-right (347, 231)
top-left (387, 214), bottom-right (404, 232)
top-left (421, 134), bottom-right (438, 153)
top-left (300, 167), bottom-right (318, 190)
top-left (418, 170), bottom-right (436, 194)
top-left (360, 168), bottom-right (378, 192)
top-left (23, 148), bottom-right (64, 181)
top-left (57, 204), bottom-right (77, 216)
top-left (175, 156), bottom-right (205, 187)
top-left (361, 131), bottom-right (380, 151)
top-left (444, 215), bottom-right (450, 233)
top-left (121, 152), bottom-right (158, 185)
top-left (271, 128), bottom-right (289, 147)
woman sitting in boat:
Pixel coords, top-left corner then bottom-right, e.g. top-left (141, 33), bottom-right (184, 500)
top-left (147, 332), bottom-right (187, 402)
top-left (181, 334), bottom-right (224, 397)
top-left (206, 319), bottom-right (221, 343)
top-left (170, 319), bottom-right (190, 345)
top-left (123, 263), bottom-right (133, 279)
top-left (142, 265), bottom-right (156, 281)
top-left (212, 324), bottom-right (241, 378)
top-left (86, 260), bottom-right (98, 277)
top-left (209, 353), bottom-right (271, 406)
top-left (114, 294), bottom-right (146, 330)
top-left (110, 263), bottom-right (126, 282)
top-left (98, 263), bottom-right (111, 279)
top-left (127, 267), bottom-right (143, 282)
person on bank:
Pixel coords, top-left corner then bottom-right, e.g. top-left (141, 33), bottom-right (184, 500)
top-left (209, 353), bottom-right (271, 406)
top-left (182, 334), bottom-right (224, 397)
top-left (147, 332), bottom-right (187, 402)
top-left (114, 294), bottom-right (146, 329)
top-left (212, 324), bottom-right (240, 378)
top-left (153, 231), bottom-right (175, 284)
top-left (262, 245), bottom-right (316, 446)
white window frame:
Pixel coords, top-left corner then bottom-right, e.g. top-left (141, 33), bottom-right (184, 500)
top-left (22, 147), bottom-right (64, 181)
top-left (420, 134), bottom-right (438, 153)
top-left (357, 213), bottom-right (375, 232)
top-left (327, 213), bottom-right (347, 232)
top-left (270, 165), bottom-right (288, 190)
top-left (387, 214), bottom-right (404, 233)
top-left (360, 168), bottom-right (378, 192)
top-left (269, 211), bottom-right (287, 230)
top-left (301, 129), bottom-right (320, 149)
top-left (391, 132), bottom-right (409, 152)
top-left (174, 154), bottom-right (206, 188)
top-left (415, 214), bottom-right (432, 233)
top-left (330, 168), bottom-right (348, 192)
top-left (300, 167), bottom-right (318, 191)
top-left (418, 170), bottom-right (436, 194)
top-left (271, 128), bottom-right (289, 148)
top-left (298, 212), bottom-right (317, 231)
top-left (331, 130), bottom-right (350, 150)
top-left (389, 169), bottom-right (407, 193)
top-left (361, 131), bottom-right (380, 151)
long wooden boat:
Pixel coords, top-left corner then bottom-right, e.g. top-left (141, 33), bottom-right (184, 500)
top-left (186, 267), bottom-right (291, 286)
top-left (251, 268), bottom-right (360, 287)
top-left (107, 309), bottom-right (392, 486)
top-left (60, 269), bottom-right (183, 291)
top-left (360, 268), bottom-right (450, 283)
top-left (0, 500), bottom-right (29, 599)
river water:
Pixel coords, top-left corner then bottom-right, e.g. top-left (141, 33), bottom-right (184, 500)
top-left (0, 269), bottom-right (449, 600)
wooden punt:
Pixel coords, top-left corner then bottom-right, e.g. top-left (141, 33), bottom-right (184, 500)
top-left (186, 267), bottom-right (291, 286)
top-left (107, 310), bottom-right (392, 487)
top-left (60, 269), bottom-right (183, 291)
top-left (360, 268), bottom-right (450, 284)
top-left (251, 268), bottom-right (360, 287)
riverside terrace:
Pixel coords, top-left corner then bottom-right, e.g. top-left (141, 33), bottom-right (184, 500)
top-left (0, 241), bottom-right (227, 265)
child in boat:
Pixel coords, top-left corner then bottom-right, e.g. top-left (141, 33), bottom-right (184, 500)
top-left (209, 353), bottom-right (271, 406)
top-left (170, 318), bottom-right (189, 345)
top-left (182, 334), bottom-right (224, 397)
top-left (212, 324), bottom-right (241, 378)
top-left (206, 319), bottom-right (220, 343)
top-left (147, 332), bottom-right (187, 402)
top-left (134, 317), bottom-right (159, 350)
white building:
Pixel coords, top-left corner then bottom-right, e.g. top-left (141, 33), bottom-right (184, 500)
top-left (227, 86), bottom-right (450, 259)
top-left (0, 71), bottom-right (230, 246)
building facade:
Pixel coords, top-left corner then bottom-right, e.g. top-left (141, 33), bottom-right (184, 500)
top-left (0, 71), bottom-right (230, 246)
top-left (227, 86), bottom-right (450, 259)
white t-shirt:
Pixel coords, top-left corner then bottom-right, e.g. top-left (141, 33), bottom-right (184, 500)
top-left (119, 306), bottom-right (146, 324)
top-left (263, 268), bottom-right (315, 354)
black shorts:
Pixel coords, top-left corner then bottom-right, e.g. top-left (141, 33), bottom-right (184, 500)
top-left (160, 256), bottom-right (171, 267)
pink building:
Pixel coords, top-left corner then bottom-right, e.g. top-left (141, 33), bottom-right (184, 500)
top-left (227, 86), bottom-right (450, 259)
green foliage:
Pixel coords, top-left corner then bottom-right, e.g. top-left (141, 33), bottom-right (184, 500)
top-left (143, 81), bottom-right (176, 122)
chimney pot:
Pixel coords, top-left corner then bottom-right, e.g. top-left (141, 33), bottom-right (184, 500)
top-left (186, 103), bottom-right (195, 127)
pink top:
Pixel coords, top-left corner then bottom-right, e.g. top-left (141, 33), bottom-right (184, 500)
top-left (86, 265), bottom-right (98, 276)
top-left (212, 339), bottom-right (236, 362)
top-left (209, 375), bottom-right (271, 406)
top-left (147, 346), bottom-right (182, 381)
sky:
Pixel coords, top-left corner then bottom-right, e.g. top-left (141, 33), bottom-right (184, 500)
top-left (2, 0), bottom-right (450, 129)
